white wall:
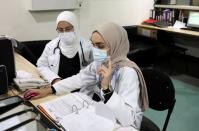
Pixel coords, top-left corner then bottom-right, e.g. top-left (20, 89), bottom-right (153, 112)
top-left (0, 0), bottom-right (153, 41)
top-left (79, 0), bottom-right (154, 38)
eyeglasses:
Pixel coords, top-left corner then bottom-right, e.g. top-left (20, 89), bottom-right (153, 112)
top-left (56, 26), bottom-right (74, 33)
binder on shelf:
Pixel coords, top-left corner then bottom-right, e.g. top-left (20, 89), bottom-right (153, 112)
top-left (147, 8), bottom-right (184, 26)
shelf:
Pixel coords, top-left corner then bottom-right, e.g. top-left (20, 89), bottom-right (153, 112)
top-left (154, 4), bottom-right (199, 11)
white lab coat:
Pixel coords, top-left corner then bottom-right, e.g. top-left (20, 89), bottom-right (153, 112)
top-left (53, 61), bottom-right (143, 130)
top-left (37, 37), bottom-right (93, 83)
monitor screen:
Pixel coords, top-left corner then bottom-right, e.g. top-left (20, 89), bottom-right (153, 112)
top-left (187, 11), bottom-right (199, 28)
top-left (0, 39), bottom-right (16, 85)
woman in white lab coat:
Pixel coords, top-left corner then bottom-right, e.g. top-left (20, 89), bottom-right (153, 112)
top-left (25, 23), bottom-right (148, 130)
top-left (37, 11), bottom-right (92, 84)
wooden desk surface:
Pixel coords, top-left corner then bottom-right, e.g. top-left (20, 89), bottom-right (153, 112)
top-left (138, 24), bottom-right (199, 37)
top-left (31, 94), bottom-right (60, 106)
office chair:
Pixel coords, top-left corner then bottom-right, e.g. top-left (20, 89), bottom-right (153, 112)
top-left (15, 42), bottom-right (38, 65)
top-left (140, 68), bottom-right (176, 131)
top-left (21, 40), bottom-right (50, 59)
top-left (123, 26), bottom-right (158, 67)
top-left (15, 40), bottom-right (50, 65)
top-left (157, 30), bottom-right (188, 55)
top-left (155, 30), bottom-right (188, 73)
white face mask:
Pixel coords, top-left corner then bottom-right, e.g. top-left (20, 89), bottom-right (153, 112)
top-left (92, 47), bottom-right (108, 62)
top-left (59, 32), bottom-right (76, 44)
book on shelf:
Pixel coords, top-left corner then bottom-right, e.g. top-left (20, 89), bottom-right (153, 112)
top-left (37, 92), bottom-right (116, 131)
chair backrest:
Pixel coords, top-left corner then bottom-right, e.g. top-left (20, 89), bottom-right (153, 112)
top-left (21, 40), bottom-right (50, 59)
top-left (157, 30), bottom-right (175, 47)
top-left (15, 40), bottom-right (50, 65)
top-left (142, 68), bottom-right (176, 131)
top-left (123, 25), bottom-right (137, 44)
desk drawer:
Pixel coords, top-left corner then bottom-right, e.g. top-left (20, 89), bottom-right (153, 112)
top-left (137, 27), bottom-right (157, 39)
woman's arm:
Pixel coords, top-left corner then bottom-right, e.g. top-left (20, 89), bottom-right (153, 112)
top-left (37, 44), bottom-right (60, 83)
top-left (105, 67), bottom-right (143, 129)
top-left (53, 62), bottom-right (97, 95)
top-left (23, 62), bottom-right (98, 99)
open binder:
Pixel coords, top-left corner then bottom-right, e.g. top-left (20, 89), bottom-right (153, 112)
top-left (37, 93), bottom-right (116, 131)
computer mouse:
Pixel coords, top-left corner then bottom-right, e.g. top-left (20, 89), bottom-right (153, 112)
top-left (23, 92), bottom-right (39, 101)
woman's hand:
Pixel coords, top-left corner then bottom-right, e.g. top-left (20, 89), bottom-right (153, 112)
top-left (23, 85), bottom-right (53, 100)
top-left (97, 60), bottom-right (112, 90)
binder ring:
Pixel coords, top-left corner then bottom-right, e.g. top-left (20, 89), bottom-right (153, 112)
top-left (72, 105), bottom-right (78, 114)
top-left (83, 100), bottom-right (89, 108)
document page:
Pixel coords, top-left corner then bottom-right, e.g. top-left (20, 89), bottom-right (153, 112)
top-left (60, 106), bottom-right (115, 131)
top-left (38, 93), bottom-right (118, 131)
top-left (38, 93), bottom-right (94, 122)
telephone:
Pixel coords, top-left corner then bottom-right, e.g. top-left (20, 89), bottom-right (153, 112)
top-left (14, 78), bottom-right (48, 90)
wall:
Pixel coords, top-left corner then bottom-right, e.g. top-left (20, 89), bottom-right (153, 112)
top-left (79, 0), bottom-right (154, 38)
top-left (0, 0), bottom-right (153, 41)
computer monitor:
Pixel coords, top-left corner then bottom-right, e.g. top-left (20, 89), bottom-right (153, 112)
top-left (0, 39), bottom-right (16, 85)
top-left (187, 11), bottom-right (199, 28)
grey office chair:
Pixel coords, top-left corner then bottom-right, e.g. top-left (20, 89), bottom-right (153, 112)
top-left (140, 68), bottom-right (176, 131)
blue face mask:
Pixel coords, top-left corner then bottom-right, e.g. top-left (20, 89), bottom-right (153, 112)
top-left (92, 47), bottom-right (108, 61)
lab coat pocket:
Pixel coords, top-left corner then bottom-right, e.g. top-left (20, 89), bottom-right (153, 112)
top-left (48, 54), bottom-right (58, 70)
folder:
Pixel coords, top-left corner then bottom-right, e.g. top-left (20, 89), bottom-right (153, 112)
top-left (0, 99), bottom-right (51, 131)
top-left (0, 105), bottom-right (40, 131)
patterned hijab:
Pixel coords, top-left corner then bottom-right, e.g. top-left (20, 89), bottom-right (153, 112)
top-left (96, 23), bottom-right (149, 111)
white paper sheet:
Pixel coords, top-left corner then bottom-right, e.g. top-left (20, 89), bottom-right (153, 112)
top-left (39, 93), bottom-right (94, 121)
top-left (173, 20), bottom-right (186, 29)
top-left (60, 106), bottom-right (115, 131)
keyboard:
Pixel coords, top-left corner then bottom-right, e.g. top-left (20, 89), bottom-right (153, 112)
top-left (180, 27), bottom-right (199, 32)
top-left (154, 21), bottom-right (170, 28)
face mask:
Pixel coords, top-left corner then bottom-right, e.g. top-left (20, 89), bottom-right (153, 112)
top-left (59, 32), bottom-right (76, 44)
top-left (92, 47), bottom-right (108, 61)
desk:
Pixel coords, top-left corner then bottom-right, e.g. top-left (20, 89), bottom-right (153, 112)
top-left (138, 24), bottom-right (199, 37)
